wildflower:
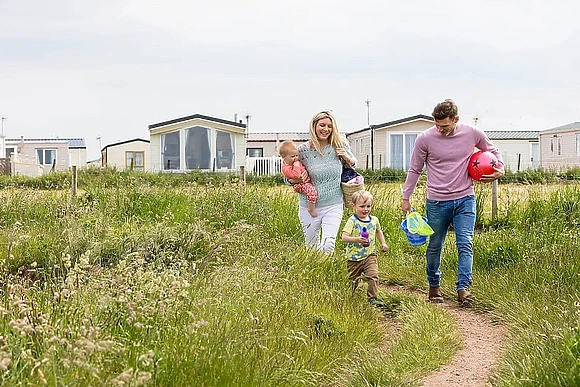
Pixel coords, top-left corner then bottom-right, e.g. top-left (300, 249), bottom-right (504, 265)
top-left (62, 253), bottom-right (72, 269)
top-left (79, 252), bottom-right (91, 267)
top-left (20, 349), bottom-right (32, 360)
top-left (111, 368), bottom-right (134, 386)
top-left (9, 318), bottom-right (35, 336)
top-left (135, 371), bottom-right (152, 386)
top-left (72, 359), bottom-right (100, 378)
top-left (12, 299), bottom-right (32, 314)
top-left (37, 367), bottom-right (47, 385)
top-left (138, 350), bottom-right (154, 367)
top-left (75, 338), bottom-right (97, 354)
top-left (0, 350), bottom-right (11, 370)
top-left (95, 340), bottom-right (116, 352)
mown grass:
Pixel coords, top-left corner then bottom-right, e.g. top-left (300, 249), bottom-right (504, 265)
top-left (0, 170), bottom-right (578, 386)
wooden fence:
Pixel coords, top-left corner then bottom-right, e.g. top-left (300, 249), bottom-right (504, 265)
top-left (0, 158), bottom-right (10, 175)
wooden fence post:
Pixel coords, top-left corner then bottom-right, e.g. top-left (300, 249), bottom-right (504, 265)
top-left (239, 165), bottom-right (246, 183)
top-left (71, 166), bottom-right (77, 197)
top-left (491, 180), bottom-right (497, 220)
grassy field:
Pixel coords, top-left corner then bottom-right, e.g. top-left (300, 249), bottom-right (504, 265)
top-left (0, 170), bottom-right (578, 386)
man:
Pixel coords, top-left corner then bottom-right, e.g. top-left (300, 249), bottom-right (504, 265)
top-left (401, 99), bottom-right (504, 306)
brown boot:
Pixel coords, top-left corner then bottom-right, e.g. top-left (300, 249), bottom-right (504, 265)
top-left (428, 286), bottom-right (444, 303)
top-left (457, 289), bottom-right (474, 307)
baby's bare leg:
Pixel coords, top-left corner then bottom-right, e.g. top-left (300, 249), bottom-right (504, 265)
top-left (307, 201), bottom-right (318, 217)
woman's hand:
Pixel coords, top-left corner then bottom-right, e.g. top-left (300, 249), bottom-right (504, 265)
top-left (335, 148), bottom-right (353, 166)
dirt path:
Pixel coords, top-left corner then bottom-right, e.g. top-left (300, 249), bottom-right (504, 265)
top-left (383, 284), bottom-right (505, 387)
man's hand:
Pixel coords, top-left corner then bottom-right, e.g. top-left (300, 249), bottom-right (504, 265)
top-left (479, 167), bottom-right (504, 183)
top-left (401, 198), bottom-right (412, 214)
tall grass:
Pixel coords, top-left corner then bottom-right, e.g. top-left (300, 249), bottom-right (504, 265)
top-left (473, 186), bottom-right (580, 386)
top-left (0, 171), bottom-right (579, 385)
top-left (0, 179), bottom-right (459, 385)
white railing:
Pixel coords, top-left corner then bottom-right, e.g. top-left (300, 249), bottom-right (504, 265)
top-left (11, 159), bottom-right (45, 177)
top-left (245, 156), bottom-right (283, 176)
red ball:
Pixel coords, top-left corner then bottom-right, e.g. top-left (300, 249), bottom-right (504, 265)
top-left (468, 151), bottom-right (498, 181)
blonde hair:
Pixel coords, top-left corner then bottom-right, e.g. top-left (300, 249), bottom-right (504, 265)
top-left (308, 110), bottom-right (345, 156)
top-left (279, 140), bottom-right (297, 157)
top-left (351, 190), bottom-right (373, 206)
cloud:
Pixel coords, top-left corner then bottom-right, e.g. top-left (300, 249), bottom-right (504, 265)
top-left (1, 0), bottom-right (579, 159)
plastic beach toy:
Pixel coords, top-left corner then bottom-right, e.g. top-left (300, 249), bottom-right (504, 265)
top-left (400, 210), bottom-right (432, 246)
top-left (468, 151), bottom-right (498, 181)
top-left (400, 218), bottom-right (427, 246)
top-left (406, 211), bottom-right (434, 236)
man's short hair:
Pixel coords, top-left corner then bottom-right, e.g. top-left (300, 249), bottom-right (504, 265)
top-left (432, 99), bottom-right (458, 120)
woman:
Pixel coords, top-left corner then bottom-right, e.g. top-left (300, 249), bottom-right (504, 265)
top-left (289, 110), bottom-right (357, 254)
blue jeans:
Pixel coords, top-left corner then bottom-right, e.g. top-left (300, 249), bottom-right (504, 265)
top-left (425, 195), bottom-right (476, 291)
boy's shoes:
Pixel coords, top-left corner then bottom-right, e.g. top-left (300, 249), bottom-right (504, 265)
top-left (369, 297), bottom-right (385, 307)
top-left (369, 297), bottom-right (401, 317)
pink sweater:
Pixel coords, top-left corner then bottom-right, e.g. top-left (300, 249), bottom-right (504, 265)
top-left (402, 123), bottom-right (504, 201)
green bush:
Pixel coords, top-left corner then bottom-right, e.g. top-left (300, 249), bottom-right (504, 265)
top-left (1, 165), bottom-right (579, 191)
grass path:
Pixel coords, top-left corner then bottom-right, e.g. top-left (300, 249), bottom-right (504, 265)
top-left (383, 284), bottom-right (506, 387)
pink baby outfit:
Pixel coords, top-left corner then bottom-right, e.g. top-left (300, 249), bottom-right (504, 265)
top-left (282, 160), bottom-right (318, 204)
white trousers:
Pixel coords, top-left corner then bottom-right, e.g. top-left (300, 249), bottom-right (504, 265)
top-left (298, 202), bottom-right (344, 255)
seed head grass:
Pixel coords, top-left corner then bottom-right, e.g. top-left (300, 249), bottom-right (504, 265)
top-left (0, 174), bottom-right (578, 385)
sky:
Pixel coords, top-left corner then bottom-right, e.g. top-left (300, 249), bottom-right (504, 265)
top-left (1, 0), bottom-right (579, 160)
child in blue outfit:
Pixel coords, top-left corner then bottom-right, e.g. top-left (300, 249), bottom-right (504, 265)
top-left (341, 190), bottom-right (388, 305)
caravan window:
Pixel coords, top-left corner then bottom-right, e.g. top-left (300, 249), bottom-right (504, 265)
top-left (36, 149), bottom-right (57, 166)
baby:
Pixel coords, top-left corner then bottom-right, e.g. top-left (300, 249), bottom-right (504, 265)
top-left (279, 140), bottom-right (318, 217)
